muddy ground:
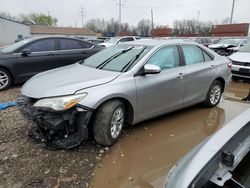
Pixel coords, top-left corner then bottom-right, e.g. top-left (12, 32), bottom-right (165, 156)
top-left (0, 87), bottom-right (106, 188)
top-left (0, 80), bottom-right (249, 188)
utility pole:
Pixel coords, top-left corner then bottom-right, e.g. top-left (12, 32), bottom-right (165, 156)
top-left (197, 10), bottom-right (200, 22)
top-left (80, 4), bottom-right (85, 28)
top-left (151, 9), bottom-right (154, 38)
top-left (117, 0), bottom-right (123, 32)
top-left (230, 0), bottom-right (236, 24)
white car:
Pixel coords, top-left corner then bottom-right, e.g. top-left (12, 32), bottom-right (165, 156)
top-left (229, 43), bottom-right (250, 79)
top-left (98, 36), bottom-right (141, 47)
top-left (209, 39), bottom-right (248, 56)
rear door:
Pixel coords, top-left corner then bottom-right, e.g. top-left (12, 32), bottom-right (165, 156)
top-left (13, 38), bottom-right (58, 82)
top-left (56, 38), bottom-right (95, 66)
top-left (135, 45), bottom-right (186, 120)
top-left (181, 45), bottom-right (217, 106)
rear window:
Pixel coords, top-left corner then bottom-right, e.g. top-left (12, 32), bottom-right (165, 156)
top-left (182, 45), bottom-right (204, 65)
top-left (60, 39), bottom-right (83, 50)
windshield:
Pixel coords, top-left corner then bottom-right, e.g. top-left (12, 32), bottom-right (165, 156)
top-left (81, 44), bottom-right (151, 72)
top-left (239, 43), bottom-right (250, 52)
top-left (218, 39), bottom-right (241, 46)
top-left (1, 39), bottom-right (32, 53)
top-left (106, 37), bottom-right (120, 44)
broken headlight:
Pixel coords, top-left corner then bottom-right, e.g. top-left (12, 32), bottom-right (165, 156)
top-left (33, 93), bottom-right (87, 111)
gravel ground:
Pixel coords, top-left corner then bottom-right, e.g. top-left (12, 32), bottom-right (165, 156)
top-left (0, 87), bottom-right (106, 188)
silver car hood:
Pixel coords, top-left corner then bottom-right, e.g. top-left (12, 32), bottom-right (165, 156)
top-left (21, 63), bottom-right (121, 99)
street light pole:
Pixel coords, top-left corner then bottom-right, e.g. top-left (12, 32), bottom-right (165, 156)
top-left (230, 0), bottom-right (236, 24)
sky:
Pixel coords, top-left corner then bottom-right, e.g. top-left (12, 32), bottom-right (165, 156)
top-left (1, 0), bottom-right (250, 27)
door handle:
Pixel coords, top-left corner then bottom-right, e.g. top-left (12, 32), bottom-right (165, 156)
top-left (209, 65), bottom-right (215, 69)
top-left (178, 73), bottom-right (184, 79)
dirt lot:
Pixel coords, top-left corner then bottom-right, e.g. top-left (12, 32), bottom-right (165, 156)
top-left (0, 81), bottom-right (249, 188)
top-left (0, 87), bottom-right (107, 188)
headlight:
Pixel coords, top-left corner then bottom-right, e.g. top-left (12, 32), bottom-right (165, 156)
top-left (33, 93), bottom-right (87, 111)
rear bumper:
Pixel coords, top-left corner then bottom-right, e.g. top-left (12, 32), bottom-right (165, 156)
top-left (231, 64), bottom-right (250, 78)
top-left (17, 96), bottom-right (93, 149)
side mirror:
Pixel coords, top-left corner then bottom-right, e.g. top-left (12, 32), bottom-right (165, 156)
top-left (21, 49), bottom-right (31, 55)
top-left (143, 64), bottom-right (161, 75)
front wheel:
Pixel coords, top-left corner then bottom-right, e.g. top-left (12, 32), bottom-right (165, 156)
top-left (203, 80), bottom-right (222, 107)
top-left (93, 100), bottom-right (125, 146)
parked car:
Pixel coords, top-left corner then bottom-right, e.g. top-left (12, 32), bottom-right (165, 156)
top-left (98, 36), bottom-right (141, 47)
top-left (229, 42), bottom-right (250, 79)
top-left (165, 108), bottom-right (250, 188)
top-left (0, 36), bottom-right (103, 91)
top-left (17, 39), bottom-right (232, 149)
top-left (208, 38), bottom-right (248, 56)
top-left (189, 37), bottom-right (213, 47)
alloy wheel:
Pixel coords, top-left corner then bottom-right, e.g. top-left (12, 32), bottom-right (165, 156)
top-left (110, 107), bottom-right (124, 139)
top-left (0, 71), bottom-right (9, 90)
top-left (210, 85), bottom-right (221, 105)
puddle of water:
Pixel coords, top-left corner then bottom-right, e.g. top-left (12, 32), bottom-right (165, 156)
top-left (91, 82), bottom-right (250, 188)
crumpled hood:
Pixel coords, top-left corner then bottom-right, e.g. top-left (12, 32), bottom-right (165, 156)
top-left (21, 63), bottom-right (121, 99)
top-left (229, 52), bottom-right (250, 62)
top-left (209, 43), bottom-right (236, 49)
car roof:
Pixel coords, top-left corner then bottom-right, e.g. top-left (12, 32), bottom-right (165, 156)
top-left (123, 39), bottom-right (198, 47)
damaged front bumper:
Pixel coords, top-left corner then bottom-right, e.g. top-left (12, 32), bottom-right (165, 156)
top-left (17, 96), bottom-right (93, 149)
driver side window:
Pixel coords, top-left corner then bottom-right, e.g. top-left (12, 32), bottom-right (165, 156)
top-left (147, 46), bottom-right (180, 70)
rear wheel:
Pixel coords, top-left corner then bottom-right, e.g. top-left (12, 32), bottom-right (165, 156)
top-left (93, 100), bottom-right (125, 146)
top-left (0, 68), bottom-right (12, 91)
top-left (203, 80), bottom-right (222, 107)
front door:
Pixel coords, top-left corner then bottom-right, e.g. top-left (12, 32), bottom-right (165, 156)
top-left (134, 45), bottom-right (186, 121)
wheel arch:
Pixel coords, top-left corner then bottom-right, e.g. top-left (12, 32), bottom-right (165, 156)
top-left (214, 77), bottom-right (225, 93)
top-left (94, 97), bottom-right (135, 126)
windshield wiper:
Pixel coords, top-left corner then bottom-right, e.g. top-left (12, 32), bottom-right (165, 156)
top-left (121, 46), bottom-right (147, 72)
top-left (96, 46), bottom-right (134, 69)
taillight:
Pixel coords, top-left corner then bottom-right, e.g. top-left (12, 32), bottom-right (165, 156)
top-left (227, 63), bottom-right (232, 69)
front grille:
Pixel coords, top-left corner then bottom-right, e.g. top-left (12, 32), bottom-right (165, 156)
top-left (232, 61), bottom-right (250, 67)
top-left (16, 96), bottom-right (42, 120)
top-left (232, 70), bottom-right (250, 76)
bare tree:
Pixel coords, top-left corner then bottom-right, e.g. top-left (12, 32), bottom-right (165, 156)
top-left (120, 22), bottom-right (131, 32)
top-left (137, 19), bottom-right (151, 37)
top-left (20, 13), bottom-right (57, 26)
top-left (85, 18), bottom-right (106, 33)
top-left (173, 19), bottom-right (213, 36)
top-left (106, 18), bottom-right (120, 34)
top-left (0, 11), bottom-right (19, 21)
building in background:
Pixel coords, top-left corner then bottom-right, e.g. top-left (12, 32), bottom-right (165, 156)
top-left (212, 23), bottom-right (249, 37)
top-left (152, 28), bottom-right (172, 37)
top-left (30, 25), bottom-right (97, 39)
top-left (0, 16), bottom-right (31, 45)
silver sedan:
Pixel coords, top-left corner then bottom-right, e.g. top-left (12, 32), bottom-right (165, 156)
top-left (18, 39), bottom-right (232, 149)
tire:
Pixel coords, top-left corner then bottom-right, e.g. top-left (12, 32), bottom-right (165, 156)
top-left (0, 68), bottom-right (12, 91)
top-left (203, 80), bottom-right (222, 108)
top-left (232, 76), bottom-right (239, 81)
top-left (93, 100), bottom-right (125, 146)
